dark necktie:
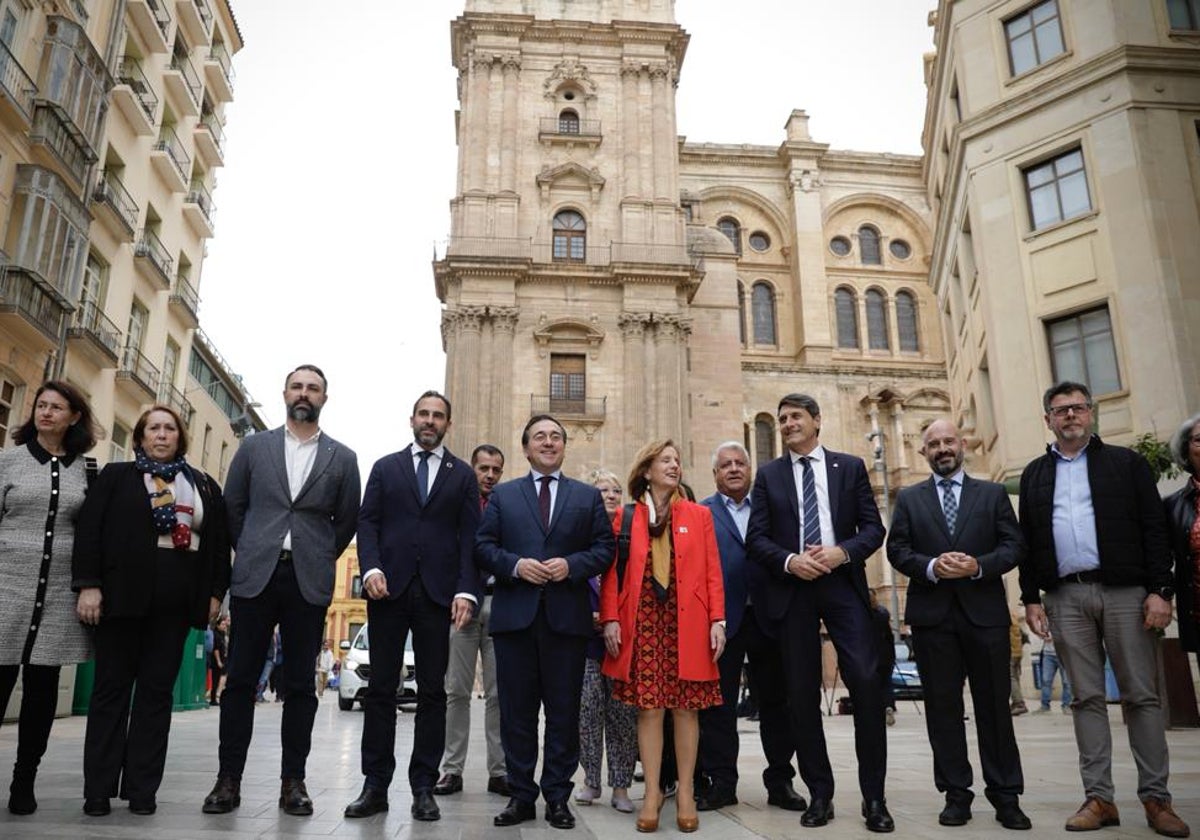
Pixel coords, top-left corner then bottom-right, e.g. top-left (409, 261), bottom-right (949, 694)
top-left (940, 478), bottom-right (957, 534)
top-left (417, 451), bottom-right (432, 506)
top-left (538, 475), bottom-right (553, 528)
top-left (800, 456), bottom-right (821, 548)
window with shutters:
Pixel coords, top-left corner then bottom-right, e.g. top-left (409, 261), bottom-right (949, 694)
top-left (549, 353), bottom-right (586, 414)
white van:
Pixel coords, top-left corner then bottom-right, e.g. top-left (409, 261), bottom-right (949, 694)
top-left (337, 624), bottom-right (417, 711)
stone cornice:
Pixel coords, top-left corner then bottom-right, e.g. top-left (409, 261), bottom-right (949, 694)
top-left (452, 13), bottom-right (688, 69)
top-left (741, 359), bottom-right (948, 378)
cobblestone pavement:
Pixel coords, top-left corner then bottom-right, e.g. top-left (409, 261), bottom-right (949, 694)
top-left (1, 692), bottom-right (1197, 838)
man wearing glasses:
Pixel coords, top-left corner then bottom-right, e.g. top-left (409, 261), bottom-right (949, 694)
top-left (1017, 381), bottom-right (1188, 838)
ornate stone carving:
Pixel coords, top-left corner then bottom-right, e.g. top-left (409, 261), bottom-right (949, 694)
top-left (618, 312), bottom-right (651, 338)
top-left (457, 305), bottom-right (488, 332)
top-left (543, 59), bottom-right (597, 100)
top-left (491, 306), bottom-right (520, 333)
top-left (532, 316), bottom-right (606, 359)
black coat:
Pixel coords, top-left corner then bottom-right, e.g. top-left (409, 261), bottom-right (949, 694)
top-left (72, 461), bottom-right (231, 629)
top-left (1164, 480), bottom-right (1197, 652)
top-left (1017, 435), bottom-right (1171, 605)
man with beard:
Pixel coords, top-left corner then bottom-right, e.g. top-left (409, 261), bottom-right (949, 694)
top-left (203, 365), bottom-right (360, 816)
top-left (344, 391), bottom-right (481, 821)
top-left (886, 420), bottom-right (1030, 830)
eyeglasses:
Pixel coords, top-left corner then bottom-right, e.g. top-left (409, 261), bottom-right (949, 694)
top-left (1189, 434), bottom-right (1200, 446)
top-left (1047, 403), bottom-right (1092, 418)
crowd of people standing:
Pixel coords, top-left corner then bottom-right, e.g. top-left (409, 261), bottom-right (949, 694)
top-left (0, 370), bottom-right (1197, 838)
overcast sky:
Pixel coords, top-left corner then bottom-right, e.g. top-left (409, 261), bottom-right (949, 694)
top-left (200, 0), bottom-right (936, 479)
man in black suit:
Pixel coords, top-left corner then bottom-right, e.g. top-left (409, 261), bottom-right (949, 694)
top-left (697, 441), bottom-right (805, 813)
top-left (886, 419), bottom-right (1030, 830)
top-left (747, 393), bottom-right (891, 832)
top-left (475, 414), bottom-right (614, 830)
top-left (343, 391), bottom-right (481, 821)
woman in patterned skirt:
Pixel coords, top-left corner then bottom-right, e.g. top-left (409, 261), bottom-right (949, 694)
top-left (0, 381), bottom-right (99, 815)
top-left (600, 440), bottom-right (726, 833)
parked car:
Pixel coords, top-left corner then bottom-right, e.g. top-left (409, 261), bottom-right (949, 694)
top-left (338, 624), bottom-right (416, 711)
top-left (892, 642), bottom-right (922, 701)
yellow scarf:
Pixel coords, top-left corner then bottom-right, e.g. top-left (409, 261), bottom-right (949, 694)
top-left (644, 489), bottom-right (684, 594)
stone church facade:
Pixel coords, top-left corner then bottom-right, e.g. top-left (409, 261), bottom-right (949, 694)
top-left (432, 0), bottom-right (951, 533)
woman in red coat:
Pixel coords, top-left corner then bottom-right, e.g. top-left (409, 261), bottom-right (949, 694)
top-left (600, 439), bottom-right (725, 833)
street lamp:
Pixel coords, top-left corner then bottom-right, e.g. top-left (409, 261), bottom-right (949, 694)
top-left (867, 429), bottom-right (902, 642)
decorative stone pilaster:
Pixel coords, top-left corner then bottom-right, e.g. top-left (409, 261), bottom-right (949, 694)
top-left (620, 64), bottom-right (642, 200)
top-left (500, 56), bottom-right (521, 194)
top-left (489, 307), bottom-right (520, 446)
top-left (619, 312), bottom-right (650, 443)
top-left (455, 306), bottom-right (487, 450)
top-left (649, 63), bottom-right (671, 200)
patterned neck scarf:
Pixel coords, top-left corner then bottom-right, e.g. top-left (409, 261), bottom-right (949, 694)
top-left (643, 489), bottom-right (684, 602)
top-left (135, 447), bottom-right (195, 549)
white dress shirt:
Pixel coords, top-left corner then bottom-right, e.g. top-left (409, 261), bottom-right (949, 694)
top-left (282, 426), bottom-right (321, 551)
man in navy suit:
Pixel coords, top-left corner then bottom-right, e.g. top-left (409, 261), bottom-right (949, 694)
top-left (476, 414), bottom-right (614, 830)
top-left (747, 393), bottom-right (891, 832)
top-left (697, 441), bottom-right (805, 813)
top-left (886, 419), bottom-right (1030, 830)
top-left (343, 391), bottom-right (481, 821)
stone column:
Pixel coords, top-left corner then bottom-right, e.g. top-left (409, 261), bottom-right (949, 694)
top-left (655, 317), bottom-right (681, 440)
top-left (466, 55), bottom-right (491, 191)
top-left (650, 63), bottom-right (671, 201)
top-left (486, 58), bottom-right (503, 194)
top-left (490, 306), bottom-right (520, 449)
top-left (619, 312), bottom-right (649, 446)
top-left (499, 56), bottom-right (520, 194)
top-left (642, 318), bottom-right (657, 448)
top-left (637, 69), bottom-right (653, 207)
top-left (891, 402), bottom-right (908, 471)
top-left (621, 64), bottom-right (642, 200)
top-left (455, 306), bottom-right (487, 452)
top-left (673, 317), bottom-right (692, 466)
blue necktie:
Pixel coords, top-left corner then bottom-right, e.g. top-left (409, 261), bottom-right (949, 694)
top-left (940, 478), bottom-right (957, 534)
top-left (417, 451), bottom-right (431, 506)
top-left (800, 456), bottom-right (821, 548)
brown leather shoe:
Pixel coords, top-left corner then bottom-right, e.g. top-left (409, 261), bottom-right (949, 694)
top-left (1065, 797), bottom-right (1120, 831)
top-left (1145, 797), bottom-right (1191, 838)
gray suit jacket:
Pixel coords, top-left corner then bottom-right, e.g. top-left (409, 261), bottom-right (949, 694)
top-left (224, 426), bottom-right (361, 607)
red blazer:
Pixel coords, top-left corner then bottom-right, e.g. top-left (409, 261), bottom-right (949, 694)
top-left (600, 499), bottom-right (725, 683)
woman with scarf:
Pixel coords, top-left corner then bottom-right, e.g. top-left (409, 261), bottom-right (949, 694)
top-left (72, 405), bottom-right (230, 816)
top-left (600, 440), bottom-right (725, 833)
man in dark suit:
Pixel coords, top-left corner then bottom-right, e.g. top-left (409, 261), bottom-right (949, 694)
top-left (746, 393), bottom-right (891, 832)
top-left (697, 441), bottom-right (805, 813)
top-left (202, 364), bottom-right (360, 816)
top-left (475, 414), bottom-right (614, 830)
top-left (343, 391), bottom-right (481, 821)
top-left (886, 419), bottom-right (1030, 830)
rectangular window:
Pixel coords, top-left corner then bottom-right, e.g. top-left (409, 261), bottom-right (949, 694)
top-left (1168, 0), bottom-right (1200, 30)
top-left (0, 378), bottom-right (16, 447)
top-left (1005, 0), bottom-right (1065, 76)
top-left (351, 575), bottom-right (363, 599)
top-left (219, 441), bottom-right (229, 481)
top-left (110, 421), bottom-right (130, 462)
top-left (1024, 148), bottom-right (1091, 230)
top-left (549, 353), bottom-right (585, 414)
top-left (1046, 306), bottom-right (1121, 396)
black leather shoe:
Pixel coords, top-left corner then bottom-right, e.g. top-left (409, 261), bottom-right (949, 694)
top-left (412, 789), bottom-right (440, 821)
top-left (996, 803), bottom-right (1032, 830)
top-left (488, 776), bottom-right (513, 796)
top-left (433, 773), bottom-right (463, 795)
top-left (202, 776), bottom-right (241, 814)
top-left (939, 800), bottom-right (972, 826)
top-left (129, 799), bottom-right (157, 815)
top-left (863, 799), bottom-right (895, 833)
top-left (7, 771), bottom-right (36, 815)
top-left (344, 785), bottom-right (389, 818)
top-left (546, 799), bottom-right (576, 829)
top-left (697, 787), bottom-right (738, 811)
top-left (279, 778), bottom-right (313, 816)
top-left (767, 783), bottom-right (808, 812)
top-left (801, 797), bottom-right (834, 827)
top-left (83, 797), bottom-right (111, 816)
top-left (494, 797), bottom-right (537, 826)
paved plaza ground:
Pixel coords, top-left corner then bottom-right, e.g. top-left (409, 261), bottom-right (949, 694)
top-left (1, 691), bottom-right (1197, 839)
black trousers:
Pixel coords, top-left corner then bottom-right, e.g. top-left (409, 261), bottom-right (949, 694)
top-left (492, 605), bottom-right (587, 805)
top-left (360, 576), bottom-right (449, 791)
top-left (83, 548), bottom-right (196, 802)
top-left (219, 556), bottom-right (326, 780)
top-left (911, 602), bottom-right (1023, 806)
top-left (699, 605), bottom-right (796, 794)
top-left (0, 664), bottom-right (62, 774)
top-left (778, 572), bottom-right (886, 801)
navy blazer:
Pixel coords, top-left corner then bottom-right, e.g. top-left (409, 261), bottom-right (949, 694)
top-left (357, 446), bottom-right (481, 608)
top-left (886, 475), bottom-right (1024, 629)
top-left (746, 448), bottom-right (885, 621)
top-left (700, 493), bottom-right (773, 640)
top-left (475, 473), bottom-right (615, 637)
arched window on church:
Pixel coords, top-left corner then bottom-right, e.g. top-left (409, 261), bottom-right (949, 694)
top-left (737, 281), bottom-right (747, 346)
top-left (859, 225), bottom-right (882, 265)
top-left (754, 414), bottom-right (775, 468)
top-left (717, 217), bottom-right (742, 255)
top-left (552, 210), bottom-right (586, 262)
top-left (836, 287), bottom-right (859, 349)
top-left (866, 288), bottom-right (890, 350)
top-left (751, 281), bottom-right (777, 345)
top-left (896, 290), bottom-right (920, 352)
top-left (558, 109), bottom-right (580, 134)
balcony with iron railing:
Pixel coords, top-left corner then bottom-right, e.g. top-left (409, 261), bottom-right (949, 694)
top-left (194, 110), bottom-right (225, 166)
top-left (176, 0), bottom-right (213, 46)
top-left (0, 265), bottom-right (72, 350)
top-left (538, 116), bottom-right (602, 146)
top-left (439, 237), bottom-right (696, 269)
top-left (118, 344), bottom-right (160, 397)
top-left (529, 394), bottom-right (607, 422)
top-left (151, 125), bottom-right (190, 191)
top-left (159, 382), bottom-right (195, 424)
top-left (169, 276), bottom-right (200, 325)
top-left (204, 42), bottom-right (235, 102)
top-left (128, 0), bottom-right (172, 54)
top-left (29, 102), bottom-right (95, 188)
top-left (92, 169), bottom-right (139, 239)
top-left (164, 51), bottom-right (202, 115)
top-left (0, 38), bottom-right (36, 126)
top-left (67, 299), bottom-right (122, 364)
top-left (113, 58), bottom-right (158, 134)
top-left (183, 180), bottom-right (215, 236)
top-left (135, 229), bottom-right (174, 287)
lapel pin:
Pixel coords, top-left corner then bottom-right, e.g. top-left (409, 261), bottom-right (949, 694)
top-left (678, 526), bottom-right (689, 533)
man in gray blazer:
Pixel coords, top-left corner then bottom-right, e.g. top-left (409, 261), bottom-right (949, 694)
top-left (202, 364), bottom-right (360, 816)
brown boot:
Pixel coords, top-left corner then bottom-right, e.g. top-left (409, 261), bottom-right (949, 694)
top-left (1144, 797), bottom-right (1191, 838)
top-left (1065, 797), bottom-right (1120, 831)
